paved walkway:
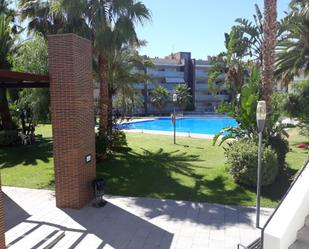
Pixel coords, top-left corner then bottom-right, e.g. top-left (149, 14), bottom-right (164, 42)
top-left (3, 187), bottom-right (273, 249)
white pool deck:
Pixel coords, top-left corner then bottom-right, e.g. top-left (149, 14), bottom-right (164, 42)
top-left (3, 186), bottom-right (273, 249)
top-left (124, 129), bottom-right (216, 139)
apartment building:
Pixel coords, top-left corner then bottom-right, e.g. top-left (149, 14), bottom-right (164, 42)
top-left (133, 52), bottom-right (229, 115)
top-left (133, 52), bottom-right (194, 114)
top-left (94, 52), bottom-right (231, 115)
top-left (193, 58), bottom-right (229, 112)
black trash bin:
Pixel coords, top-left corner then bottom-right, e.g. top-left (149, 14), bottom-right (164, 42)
top-left (92, 178), bottom-right (107, 207)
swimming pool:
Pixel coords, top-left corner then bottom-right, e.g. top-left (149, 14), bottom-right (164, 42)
top-left (121, 117), bottom-right (238, 135)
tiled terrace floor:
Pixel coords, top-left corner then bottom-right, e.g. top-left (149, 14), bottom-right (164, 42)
top-left (3, 186), bottom-right (273, 249)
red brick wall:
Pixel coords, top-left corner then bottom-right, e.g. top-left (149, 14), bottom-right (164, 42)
top-left (48, 34), bottom-right (96, 209)
top-left (0, 184), bottom-right (5, 249)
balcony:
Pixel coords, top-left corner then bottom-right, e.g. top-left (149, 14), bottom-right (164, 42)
top-left (133, 83), bottom-right (145, 89)
top-left (148, 70), bottom-right (184, 78)
top-left (195, 83), bottom-right (208, 89)
top-left (195, 94), bottom-right (230, 101)
top-left (195, 71), bottom-right (208, 79)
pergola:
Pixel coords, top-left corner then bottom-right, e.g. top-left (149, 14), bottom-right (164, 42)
top-left (0, 70), bottom-right (50, 88)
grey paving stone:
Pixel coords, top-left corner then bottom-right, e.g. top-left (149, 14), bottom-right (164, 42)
top-left (3, 186), bottom-right (272, 249)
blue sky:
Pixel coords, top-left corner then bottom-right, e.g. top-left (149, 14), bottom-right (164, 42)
top-left (136, 0), bottom-right (291, 59)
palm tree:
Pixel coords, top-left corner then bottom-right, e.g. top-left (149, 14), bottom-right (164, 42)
top-left (131, 54), bottom-right (154, 115)
top-left (234, 4), bottom-right (264, 64)
top-left (208, 28), bottom-right (248, 104)
top-left (289, 0), bottom-right (309, 17)
top-left (275, 0), bottom-right (309, 84)
top-left (262, 0), bottom-right (277, 114)
top-left (20, 0), bottom-right (151, 134)
top-left (174, 84), bottom-right (192, 112)
top-left (61, 0), bottom-right (151, 133)
top-left (19, 0), bottom-right (66, 37)
top-left (108, 47), bottom-right (153, 116)
top-left (151, 86), bottom-right (169, 115)
top-left (0, 5), bottom-right (16, 130)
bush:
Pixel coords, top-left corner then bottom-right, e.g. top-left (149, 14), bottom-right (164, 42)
top-left (284, 80), bottom-right (309, 137)
top-left (96, 133), bottom-right (108, 162)
top-left (96, 129), bottom-right (128, 161)
top-left (0, 130), bottom-right (20, 146)
top-left (268, 135), bottom-right (289, 168)
top-left (108, 129), bottom-right (127, 150)
top-left (225, 139), bottom-right (278, 187)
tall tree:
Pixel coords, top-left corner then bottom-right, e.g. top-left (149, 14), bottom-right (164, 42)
top-left (234, 4), bottom-right (264, 64)
top-left (262, 0), bottom-right (277, 114)
top-left (174, 84), bottom-right (192, 112)
top-left (109, 48), bottom-right (153, 116)
top-left (0, 1), bottom-right (16, 130)
top-left (19, 0), bottom-right (65, 37)
top-left (151, 86), bottom-right (169, 115)
top-left (11, 35), bottom-right (50, 123)
top-left (275, 0), bottom-right (309, 84)
top-left (20, 0), bottom-right (151, 134)
top-left (58, 0), bottom-right (151, 133)
top-left (208, 28), bottom-right (249, 104)
top-left (132, 54), bottom-right (154, 115)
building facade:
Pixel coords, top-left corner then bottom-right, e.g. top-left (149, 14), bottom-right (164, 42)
top-left (133, 52), bottom-right (229, 115)
top-left (133, 52), bottom-right (194, 115)
top-left (94, 51), bottom-right (230, 115)
top-left (193, 59), bottom-right (229, 112)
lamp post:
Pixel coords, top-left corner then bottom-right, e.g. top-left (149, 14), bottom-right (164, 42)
top-left (256, 101), bottom-right (267, 228)
top-left (173, 93), bottom-right (177, 144)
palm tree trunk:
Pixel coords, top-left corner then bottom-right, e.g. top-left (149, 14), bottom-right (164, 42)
top-left (98, 56), bottom-right (111, 134)
top-left (262, 0), bottom-right (277, 114)
top-left (121, 91), bottom-right (126, 117)
top-left (0, 88), bottom-right (14, 130)
top-left (108, 93), bottom-right (113, 131)
top-left (143, 83), bottom-right (148, 115)
top-left (143, 68), bottom-right (148, 115)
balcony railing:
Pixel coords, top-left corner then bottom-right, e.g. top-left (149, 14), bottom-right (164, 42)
top-left (195, 94), bottom-right (230, 101)
top-left (195, 71), bottom-right (208, 78)
top-left (147, 70), bottom-right (184, 78)
top-left (133, 83), bottom-right (145, 89)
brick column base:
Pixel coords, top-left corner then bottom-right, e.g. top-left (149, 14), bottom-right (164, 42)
top-left (48, 34), bottom-right (96, 209)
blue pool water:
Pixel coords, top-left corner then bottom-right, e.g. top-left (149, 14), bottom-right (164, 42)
top-left (121, 117), bottom-right (238, 135)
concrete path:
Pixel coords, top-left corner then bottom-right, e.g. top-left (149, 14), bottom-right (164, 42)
top-left (3, 186), bottom-right (273, 249)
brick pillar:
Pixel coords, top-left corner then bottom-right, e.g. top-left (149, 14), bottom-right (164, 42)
top-left (0, 184), bottom-right (5, 249)
top-left (48, 34), bottom-right (96, 209)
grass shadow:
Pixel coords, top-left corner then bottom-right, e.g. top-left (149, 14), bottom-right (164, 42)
top-left (261, 166), bottom-right (298, 203)
top-left (97, 147), bottom-right (255, 207)
top-left (0, 138), bottom-right (53, 168)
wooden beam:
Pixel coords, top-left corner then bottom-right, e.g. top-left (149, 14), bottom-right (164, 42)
top-left (0, 82), bottom-right (50, 88)
top-left (0, 70), bottom-right (49, 88)
top-left (0, 70), bottom-right (49, 82)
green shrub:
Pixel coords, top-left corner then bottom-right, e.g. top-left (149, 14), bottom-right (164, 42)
top-left (0, 130), bottom-right (20, 146)
top-left (96, 129), bottom-right (128, 161)
top-left (268, 135), bottom-right (289, 168)
top-left (108, 129), bottom-right (127, 150)
top-left (96, 133), bottom-right (108, 162)
top-left (225, 139), bottom-right (278, 187)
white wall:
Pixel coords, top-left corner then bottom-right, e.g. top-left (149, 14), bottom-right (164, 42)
top-left (263, 161), bottom-right (309, 249)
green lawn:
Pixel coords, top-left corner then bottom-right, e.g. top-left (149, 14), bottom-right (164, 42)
top-left (0, 124), bottom-right (308, 207)
top-left (0, 125), bottom-right (54, 189)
